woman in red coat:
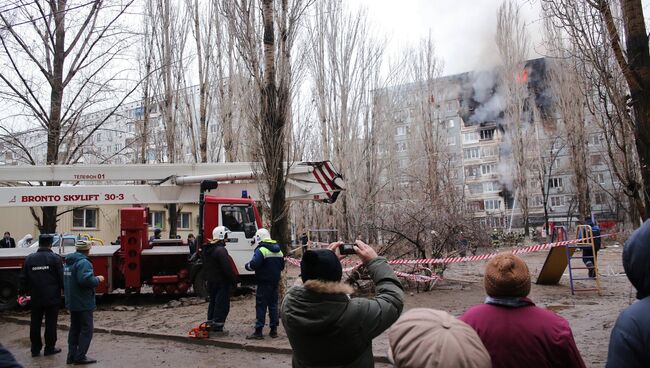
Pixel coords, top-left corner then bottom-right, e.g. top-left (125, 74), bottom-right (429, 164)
top-left (459, 252), bottom-right (586, 368)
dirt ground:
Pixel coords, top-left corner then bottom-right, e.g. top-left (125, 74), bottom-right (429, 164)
top-left (1, 241), bottom-right (632, 368)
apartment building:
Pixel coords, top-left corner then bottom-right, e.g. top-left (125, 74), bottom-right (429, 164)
top-left (384, 58), bottom-right (621, 230)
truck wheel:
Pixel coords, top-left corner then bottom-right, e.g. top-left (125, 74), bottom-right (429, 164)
top-left (192, 268), bottom-right (209, 299)
top-left (0, 273), bottom-right (19, 311)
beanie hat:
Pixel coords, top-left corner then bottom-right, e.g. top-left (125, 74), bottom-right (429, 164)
top-left (387, 308), bottom-right (491, 368)
top-left (75, 240), bottom-right (93, 251)
top-left (38, 234), bottom-right (53, 247)
top-left (484, 252), bottom-right (530, 297)
top-left (300, 249), bottom-right (342, 282)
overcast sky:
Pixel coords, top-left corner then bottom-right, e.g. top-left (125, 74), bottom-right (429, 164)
top-left (347, 0), bottom-right (547, 76)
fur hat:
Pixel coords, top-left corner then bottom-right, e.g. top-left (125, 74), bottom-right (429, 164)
top-left (484, 252), bottom-right (531, 298)
top-left (300, 249), bottom-right (342, 283)
top-left (75, 240), bottom-right (93, 251)
top-left (387, 308), bottom-right (491, 368)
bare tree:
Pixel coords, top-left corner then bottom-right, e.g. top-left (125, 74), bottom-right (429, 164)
top-left (542, 0), bottom-right (646, 223)
top-left (0, 0), bottom-right (137, 232)
top-left (496, 0), bottom-right (532, 235)
top-left (542, 0), bottom-right (649, 220)
top-left (223, 0), bottom-right (310, 246)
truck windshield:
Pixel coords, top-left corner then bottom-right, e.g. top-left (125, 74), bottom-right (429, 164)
top-left (221, 205), bottom-right (256, 238)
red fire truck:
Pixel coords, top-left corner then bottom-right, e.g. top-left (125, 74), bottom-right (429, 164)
top-left (0, 161), bottom-right (343, 309)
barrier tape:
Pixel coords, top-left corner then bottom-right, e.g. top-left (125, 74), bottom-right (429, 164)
top-left (285, 233), bottom-right (615, 284)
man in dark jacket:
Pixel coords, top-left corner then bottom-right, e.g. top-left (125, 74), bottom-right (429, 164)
top-left (460, 252), bottom-right (585, 368)
top-left (281, 240), bottom-right (404, 368)
top-left (0, 231), bottom-right (16, 248)
top-left (606, 219), bottom-right (650, 368)
top-left (245, 228), bottom-right (284, 339)
top-left (202, 226), bottom-right (236, 334)
top-left (19, 234), bottom-right (63, 357)
top-left (64, 240), bottom-right (104, 365)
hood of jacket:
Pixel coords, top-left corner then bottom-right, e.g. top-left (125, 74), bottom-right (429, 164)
top-left (624, 220), bottom-right (650, 299)
top-left (259, 241), bottom-right (281, 253)
top-left (283, 280), bottom-right (354, 334)
top-left (65, 251), bottom-right (88, 266)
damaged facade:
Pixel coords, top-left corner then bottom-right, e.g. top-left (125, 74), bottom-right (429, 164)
top-left (381, 57), bottom-right (620, 230)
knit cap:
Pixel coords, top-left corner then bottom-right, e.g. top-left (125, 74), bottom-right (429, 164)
top-left (387, 308), bottom-right (492, 368)
top-left (300, 249), bottom-right (342, 282)
top-left (75, 240), bottom-right (93, 251)
top-left (484, 252), bottom-right (531, 297)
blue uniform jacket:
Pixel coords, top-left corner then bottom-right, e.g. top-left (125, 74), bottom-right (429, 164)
top-left (245, 241), bottom-right (284, 284)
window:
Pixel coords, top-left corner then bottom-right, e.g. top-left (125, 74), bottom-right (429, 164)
top-left (177, 212), bottom-right (191, 230)
top-left (551, 158), bottom-right (561, 170)
top-left (589, 134), bottom-right (602, 146)
top-left (548, 177), bottom-right (563, 189)
top-left (595, 172), bottom-right (606, 184)
top-left (463, 147), bottom-right (480, 159)
top-left (73, 208), bottom-right (98, 229)
top-left (396, 126), bottom-right (406, 136)
top-left (468, 183), bottom-right (483, 194)
top-left (221, 205), bottom-right (257, 238)
top-left (149, 211), bottom-right (165, 229)
top-left (481, 145), bottom-right (498, 158)
top-left (467, 201), bottom-right (484, 212)
top-left (594, 192), bottom-right (606, 205)
top-left (446, 101), bottom-right (456, 112)
top-left (397, 142), bottom-right (407, 152)
top-left (465, 165), bottom-right (479, 178)
top-left (532, 195), bottom-right (544, 207)
top-left (462, 132), bottom-right (479, 143)
top-left (484, 199), bottom-right (501, 210)
top-left (484, 181), bottom-right (500, 192)
top-left (550, 195), bottom-right (566, 207)
top-left (96, 133), bottom-right (101, 142)
top-left (480, 129), bottom-right (495, 141)
top-left (481, 164), bottom-right (495, 175)
top-left (209, 124), bottom-right (217, 133)
top-left (448, 119), bottom-right (455, 128)
top-left (590, 154), bottom-right (604, 166)
top-left (447, 136), bottom-right (457, 146)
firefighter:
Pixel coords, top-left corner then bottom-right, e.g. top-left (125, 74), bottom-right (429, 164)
top-left (202, 226), bottom-right (236, 334)
top-left (18, 234), bottom-right (64, 357)
top-left (245, 228), bottom-right (284, 339)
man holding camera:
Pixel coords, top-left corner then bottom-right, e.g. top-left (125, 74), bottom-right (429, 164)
top-left (281, 240), bottom-right (404, 367)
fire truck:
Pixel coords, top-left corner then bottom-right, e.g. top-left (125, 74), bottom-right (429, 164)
top-left (0, 161), bottom-right (343, 310)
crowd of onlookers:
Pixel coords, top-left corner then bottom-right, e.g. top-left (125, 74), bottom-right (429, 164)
top-left (2, 218), bottom-right (649, 367)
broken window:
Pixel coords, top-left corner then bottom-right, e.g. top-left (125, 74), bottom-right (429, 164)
top-left (480, 129), bottom-right (495, 140)
top-left (548, 177), bottom-right (563, 189)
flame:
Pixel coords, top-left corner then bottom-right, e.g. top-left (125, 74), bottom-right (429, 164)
top-left (515, 69), bottom-right (528, 83)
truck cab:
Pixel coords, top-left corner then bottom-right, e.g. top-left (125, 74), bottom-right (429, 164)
top-left (201, 196), bottom-right (262, 276)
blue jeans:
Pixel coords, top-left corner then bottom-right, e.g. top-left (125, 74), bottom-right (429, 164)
top-left (67, 310), bottom-right (93, 362)
top-left (207, 282), bottom-right (230, 329)
top-left (255, 283), bottom-right (279, 330)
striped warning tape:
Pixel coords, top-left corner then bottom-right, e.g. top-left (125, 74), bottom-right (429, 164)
top-left (285, 233), bottom-right (615, 283)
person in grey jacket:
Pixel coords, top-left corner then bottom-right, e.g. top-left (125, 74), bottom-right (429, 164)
top-left (281, 240), bottom-right (404, 368)
top-left (606, 219), bottom-right (650, 368)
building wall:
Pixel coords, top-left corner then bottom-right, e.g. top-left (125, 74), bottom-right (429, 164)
top-left (0, 204), bottom-right (201, 244)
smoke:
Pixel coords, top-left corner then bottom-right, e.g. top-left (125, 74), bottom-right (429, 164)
top-left (460, 70), bottom-right (507, 125)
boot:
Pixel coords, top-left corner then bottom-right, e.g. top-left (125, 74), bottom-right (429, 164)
top-left (269, 328), bottom-right (278, 338)
top-left (586, 261), bottom-right (595, 278)
top-left (246, 328), bottom-right (264, 340)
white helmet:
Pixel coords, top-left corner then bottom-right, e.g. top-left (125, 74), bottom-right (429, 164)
top-left (254, 228), bottom-right (271, 245)
top-left (212, 226), bottom-right (231, 241)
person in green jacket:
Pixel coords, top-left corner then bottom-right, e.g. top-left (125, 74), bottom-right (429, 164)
top-left (281, 240), bottom-right (404, 368)
top-left (64, 240), bottom-right (104, 365)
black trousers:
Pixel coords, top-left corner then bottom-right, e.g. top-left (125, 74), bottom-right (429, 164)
top-left (30, 304), bottom-right (59, 354)
top-left (67, 310), bottom-right (93, 362)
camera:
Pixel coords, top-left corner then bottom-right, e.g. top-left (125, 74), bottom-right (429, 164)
top-left (339, 243), bottom-right (356, 255)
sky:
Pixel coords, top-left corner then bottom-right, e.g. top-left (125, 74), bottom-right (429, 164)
top-left (348, 0), bottom-right (546, 76)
